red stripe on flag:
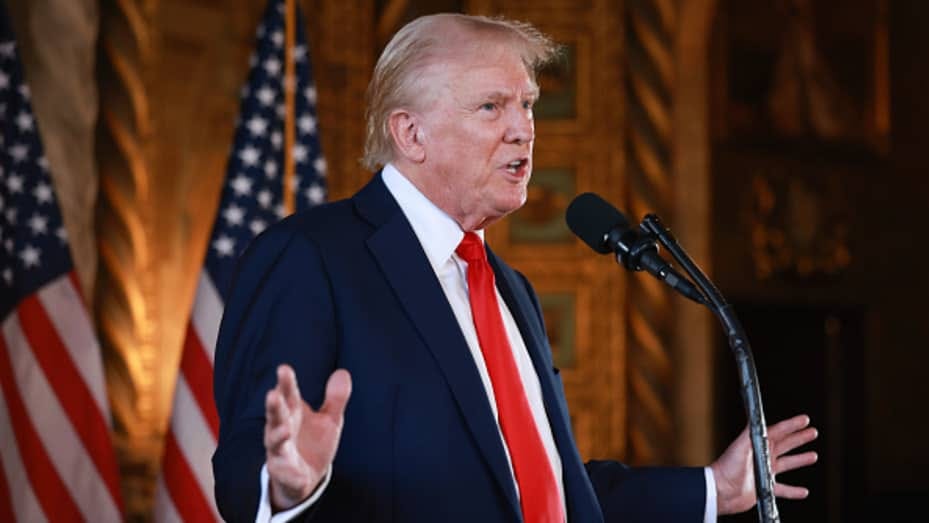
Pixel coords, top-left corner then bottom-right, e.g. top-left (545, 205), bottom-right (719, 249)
top-left (0, 453), bottom-right (16, 523)
top-left (68, 271), bottom-right (88, 305)
top-left (181, 324), bottom-right (220, 437)
top-left (162, 431), bottom-right (217, 522)
top-left (0, 333), bottom-right (83, 521)
top-left (15, 295), bottom-right (124, 510)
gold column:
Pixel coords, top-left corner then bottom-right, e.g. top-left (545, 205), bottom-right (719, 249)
top-left (96, 0), bottom-right (159, 516)
top-left (624, 0), bottom-right (677, 465)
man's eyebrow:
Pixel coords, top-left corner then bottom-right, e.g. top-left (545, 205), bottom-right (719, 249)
top-left (475, 87), bottom-right (540, 101)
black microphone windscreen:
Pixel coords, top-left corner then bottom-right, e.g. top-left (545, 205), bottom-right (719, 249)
top-left (565, 192), bottom-right (629, 254)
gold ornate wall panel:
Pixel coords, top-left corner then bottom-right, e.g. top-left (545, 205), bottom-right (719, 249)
top-left (467, 0), bottom-right (630, 462)
top-left (95, 0), bottom-right (373, 518)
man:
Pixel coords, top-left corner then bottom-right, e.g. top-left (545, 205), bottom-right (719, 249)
top-left (212, 13), bottom-right (818, 523)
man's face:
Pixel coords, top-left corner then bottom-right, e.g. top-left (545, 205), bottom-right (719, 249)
top-left (415, 43), bottom-right (538, 230)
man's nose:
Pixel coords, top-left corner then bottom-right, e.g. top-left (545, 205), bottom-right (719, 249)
top-left (504, 109), bottom-right (534, 144)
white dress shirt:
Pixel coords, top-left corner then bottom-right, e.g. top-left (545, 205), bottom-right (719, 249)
top-left (254, 164), bottom-right (717, 522)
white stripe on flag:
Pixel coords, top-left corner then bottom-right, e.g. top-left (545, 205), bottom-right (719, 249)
top-left (37, 275), bottom-right (111, 420)
top-left (2, 313), bottom-right (122, 522)
top-left (192, 272), bottom-right (223, 364)
top-left (153, 475), bottom-right (183, 523)
top-left (0, 388), bottom-right (49, 523)
top-left (171, 375), bottom-right (220, 519)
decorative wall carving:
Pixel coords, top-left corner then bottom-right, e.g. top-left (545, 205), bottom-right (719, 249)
top-left (96, 0), bottom-right (160, 517)
top-left (624, 0), bottom-right (676, 465)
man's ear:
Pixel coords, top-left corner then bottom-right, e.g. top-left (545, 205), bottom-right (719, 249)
top-left (388, 109), bottom-right (426, 163)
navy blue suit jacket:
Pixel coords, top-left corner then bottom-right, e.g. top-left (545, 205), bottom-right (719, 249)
top-left (212, 174), bottom-right (707, 522)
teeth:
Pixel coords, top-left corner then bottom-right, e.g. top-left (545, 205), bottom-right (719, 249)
top-left (508, 160), bottom-right (522, 168)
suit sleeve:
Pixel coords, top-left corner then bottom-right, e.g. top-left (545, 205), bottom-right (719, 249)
top-left (515, 271), bottom-right (708, 523)
top-left (585, 461), bottom-right (707, 522)
top-left (212, 225), bottom-right (338, 523)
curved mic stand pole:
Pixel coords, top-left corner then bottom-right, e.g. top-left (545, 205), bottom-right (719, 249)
top-left (640, 214), bottom-right (780, 523)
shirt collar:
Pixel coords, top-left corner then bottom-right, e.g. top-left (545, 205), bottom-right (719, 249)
top-left (382, 163), bottom-right (484, 273)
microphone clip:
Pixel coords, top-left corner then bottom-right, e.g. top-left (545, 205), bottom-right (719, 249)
top-left (606, 226), bottom-right (661, 273)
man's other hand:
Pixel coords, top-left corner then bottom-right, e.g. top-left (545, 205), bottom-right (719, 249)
top-left (711, 414), bottom-right (819, 515)
top-left (264, 365), bottom-right (352, 511)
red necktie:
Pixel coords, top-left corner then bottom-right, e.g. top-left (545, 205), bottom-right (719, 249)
top-left (456, 232), bottom-right (565, 523)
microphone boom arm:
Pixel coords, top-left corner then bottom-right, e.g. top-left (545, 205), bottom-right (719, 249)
top-left (640, 214), bottom-right (781, 523)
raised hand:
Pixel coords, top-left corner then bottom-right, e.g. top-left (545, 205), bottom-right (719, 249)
top-left (264, 365), bottom-right (352, 511)
top-left (711, 414), bottom-right (819, 515)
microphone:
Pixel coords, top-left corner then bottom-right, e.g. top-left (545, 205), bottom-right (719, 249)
top-left (565, 192), bottom-right (706, 305)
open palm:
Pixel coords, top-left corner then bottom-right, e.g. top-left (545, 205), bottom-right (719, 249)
top-left (264, 365), bottom-right (352, 510)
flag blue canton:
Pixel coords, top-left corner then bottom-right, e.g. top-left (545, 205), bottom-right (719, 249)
top-left (205, 0), bottom-right (326, 299)
top-left (0, 25), bottom-right (73, 320)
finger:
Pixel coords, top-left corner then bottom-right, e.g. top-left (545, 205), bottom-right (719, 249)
top-left (265, 422), bottom-right (293, 455)
top-left (277, 365), bottom-right (303, 412)
top-left (265, 388), bottom-right (289, 428)
top-left (775, 451), bottom-right (818, 474)
top-left (773, 427), bottom-right (818, 456)
top-left (774, 482), bottom-right (809, 499)
top-left (767, 414), bottom-right (811, 440)
top-left (319, 369), bottom-right (352, 417)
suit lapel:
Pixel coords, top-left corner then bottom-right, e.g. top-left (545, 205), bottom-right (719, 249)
top-left (355, 176), bottom-right (522, 521)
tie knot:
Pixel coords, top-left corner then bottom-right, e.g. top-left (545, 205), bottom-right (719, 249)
top-left (455, 232), bottom-right (486, 263)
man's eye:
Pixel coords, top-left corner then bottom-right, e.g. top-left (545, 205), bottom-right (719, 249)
top-left (522, 100), bottom-right (534, 110)
top-left (480, 102), bottom-right (496, 111)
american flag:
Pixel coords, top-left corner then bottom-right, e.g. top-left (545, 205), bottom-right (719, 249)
top-left (0, 8), bottom-right (123, 523)
top-left (153, 0), bottom-right (326, 520)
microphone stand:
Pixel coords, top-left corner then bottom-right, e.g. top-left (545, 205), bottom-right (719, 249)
top-left (638, 214), bottom-right (780, 523)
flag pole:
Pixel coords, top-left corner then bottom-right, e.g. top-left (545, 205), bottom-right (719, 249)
top-left (283, 0), bottom-right (296, 215)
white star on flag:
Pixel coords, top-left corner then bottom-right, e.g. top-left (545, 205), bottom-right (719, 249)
top-left (212, 235), bottom-right (235, 257)
top-left (27, 213), bottom-right (47, 235)
top-left (246, 116), bottom-right (268, 137)
top-left (313, 157), bottom-right (327, 175)
top-left (15, 110), bottom-right (33, 131)
top-left (9, 142), bottom-right (28, 162)
top-left (230, 174), bottom-right (254, 197)
top-left (249, 219), bottom-right (267, 236)
top-left (18, 244), bottom-right (41, 268)
top-left (222, 204), bottom-right (245, 226)
top-left (264, 160), bottom-right (278, 179)
top-left (292, 143), bottom-right (308, 164)
top-left (257, 189), bottom-right (273, 209)
top-left (33, 181), bottom-right (53, 204)
top-left (256, 85), bottom-right (275, 106)
top-left (6, 173), bottom-right (23, 193)
top-left (264, 57), bottom-right (281, 76)
top-left (239, 146), bottom-right (261, 167)
top-left (305, 184), bottom-right (325, 205)
top-left (298, 114), bottom-right (316, 134)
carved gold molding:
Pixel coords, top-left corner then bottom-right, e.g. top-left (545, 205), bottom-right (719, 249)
top-left (625, 0), bottom-right (676, 465)
top-left (96, 0), bottom-right (159, 517)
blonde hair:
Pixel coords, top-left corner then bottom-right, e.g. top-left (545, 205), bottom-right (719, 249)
top-left (362, 13), bottom-right (558, 171)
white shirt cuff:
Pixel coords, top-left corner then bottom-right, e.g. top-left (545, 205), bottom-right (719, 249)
top-left (703, 466), bottom-right (718, 523)
top-left (254, 464), bottom-right (332, 523)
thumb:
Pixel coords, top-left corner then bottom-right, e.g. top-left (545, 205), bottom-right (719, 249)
top-left (319, 369), bottom-right (352, 417)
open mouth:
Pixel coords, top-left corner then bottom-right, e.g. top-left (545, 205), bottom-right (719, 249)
top-left (504, 158), bottom-right (528, 174)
